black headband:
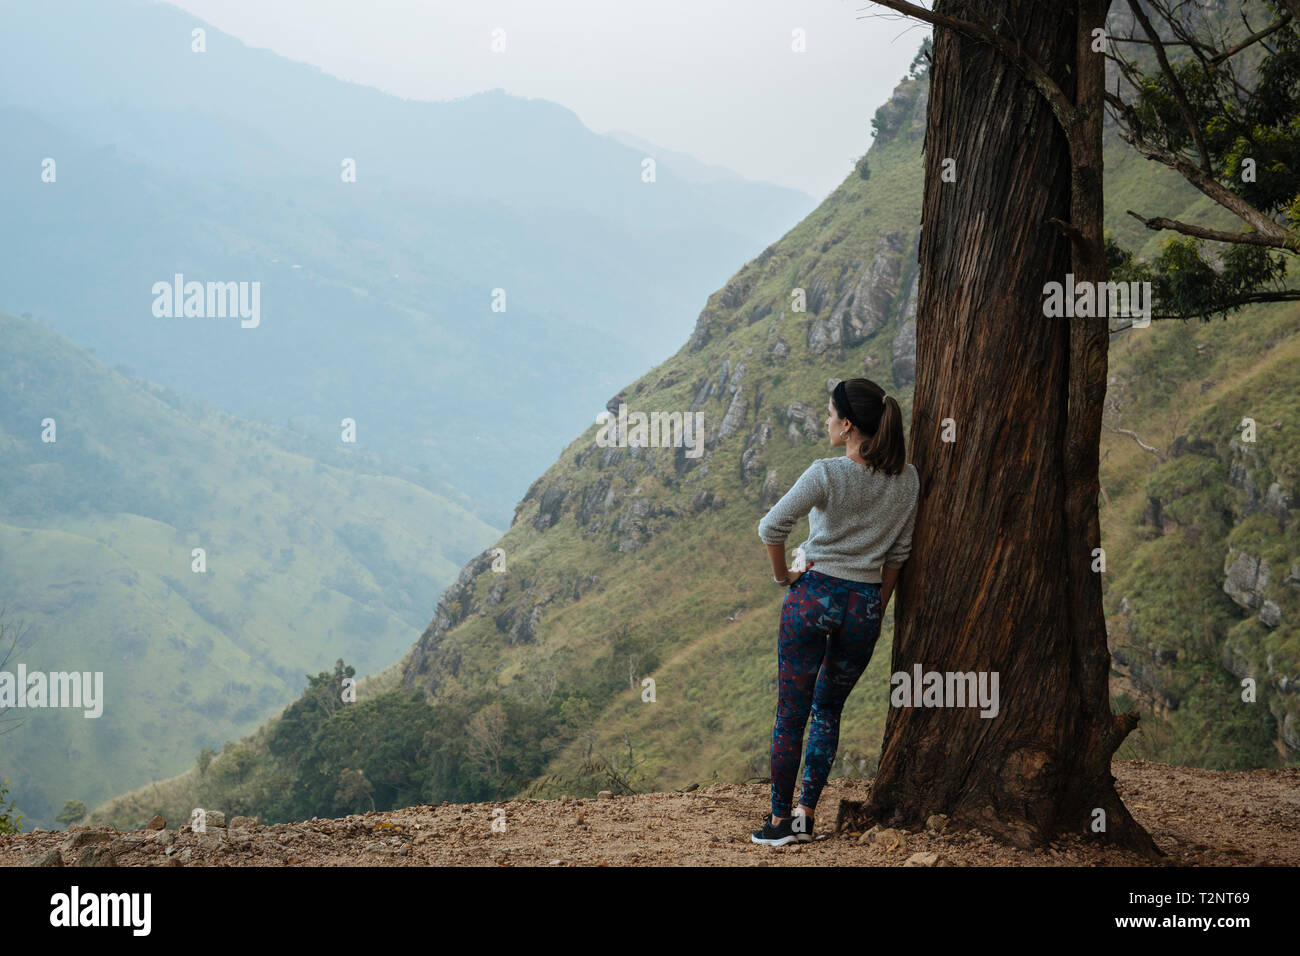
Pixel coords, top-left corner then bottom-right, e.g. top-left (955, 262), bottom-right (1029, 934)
top-left (832, 380), bottom-right (883, 435)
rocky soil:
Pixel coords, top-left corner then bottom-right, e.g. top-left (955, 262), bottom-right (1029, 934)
top-left (4, 760), bottom-right (1297, 867)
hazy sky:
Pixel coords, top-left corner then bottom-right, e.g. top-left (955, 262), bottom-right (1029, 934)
top-left (165, 0), bottom-right (929, 199)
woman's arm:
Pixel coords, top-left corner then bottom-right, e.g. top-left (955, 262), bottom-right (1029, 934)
top-left (881, 565), bottom-right (901, 609)
top-left (757, 463), bottom-right (827, 547)
top-left (767, 542), bottom-right (791, 582)
top-left (757, 463), bottom-right (827, 586)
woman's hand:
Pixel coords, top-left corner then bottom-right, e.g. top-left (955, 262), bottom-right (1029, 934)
top-left (783, 559), bottom-right (814, 587)
top-left (767, 542), bottom-right (813, 586)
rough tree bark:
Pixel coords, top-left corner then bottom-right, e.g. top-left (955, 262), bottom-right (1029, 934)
top-left (859, 0), bottom-right (1160, 855)
top-left (1058, 0), bottom-right (1160, 859)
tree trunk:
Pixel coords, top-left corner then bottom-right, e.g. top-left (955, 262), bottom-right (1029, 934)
top-left (1057, 0), bottom-right (1161, 857)
top-left (863, 0), bottom-right (1160, 855)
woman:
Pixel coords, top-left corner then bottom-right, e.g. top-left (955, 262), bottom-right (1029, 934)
top-left (752, 377), bottom-right (919, 846)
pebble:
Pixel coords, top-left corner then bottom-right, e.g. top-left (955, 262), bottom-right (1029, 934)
top-left (75, 845), bottom-right (118, 867)
top-left (23, 849), bottom-right (63, 867)
top-left (62, 829), bottom-right (113, 851)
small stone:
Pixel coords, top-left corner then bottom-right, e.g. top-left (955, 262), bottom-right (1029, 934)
top-left (855, 824), bottom-right (882, 845)
top-left (905, 851), bottom-right (940, 867)
top-left (229, 816), bottom-right (256, 829)
top-left (197, 827), bottom-right (229, 846)
top-left (75, 845), bottom-right (118, 867)
top-left (873, 828), bottom-right (906, 851)
top-left (144, 815), bottom-right (166, 831)
top-left (206, 811), bottom-right (227, 828)
top-left (108, 837), bottom-right (135, 855)
top-left (150, 829), bottom-right (175, 846)
top-left (63, 829), bottom-right (113, 851)
top-left (24, 849), bottom-right (64, 867)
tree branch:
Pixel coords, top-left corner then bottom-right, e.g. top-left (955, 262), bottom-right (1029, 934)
top-left (863, 0), bottom-right (1078, 133)
top-left (1108, 291), bottom-right (1300, 331)
top-left (1106, 36), bottom-right (1203, 47)
top-left (1210, 13), bottom-right (1292, 65)
top-left (1125, 0), bottom-right (1211, 172)
top-left (1110, 426), bottom-right (1166, 462)
top-left (1126, 209), bottom-right (1296, 249)
top-left (1118, 128), bottom-right (1298, 249)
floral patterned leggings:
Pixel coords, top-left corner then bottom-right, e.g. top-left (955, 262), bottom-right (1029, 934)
top-left (770, 568), bottom-right (883, 818)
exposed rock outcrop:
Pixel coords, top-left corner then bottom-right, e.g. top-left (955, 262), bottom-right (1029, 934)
top-left (402, 549), bottom-right (498, 694)
top-left (1223, 549), bottom-right (1269, 614)
top-left (807, 232), bottom-right (904, 356)
top-left (740, 422), bottom-right (772, 484)
top-left (778, 402), bottom-right (824, 446)
top-left (892, 270), bottom-right (918, 387)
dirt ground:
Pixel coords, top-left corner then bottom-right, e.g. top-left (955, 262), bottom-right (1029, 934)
top-left (4, 759), bottom-right (1298, 867)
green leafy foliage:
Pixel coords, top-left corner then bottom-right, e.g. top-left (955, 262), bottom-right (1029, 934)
top-left (1108, 2), bottom-right (1299, 317)
top-left (0, 779), bottom-right (22, 834)
top-left (54, 800), bottom-right (87, 827)
top-left (1110, 234), bottom-right (1289, 320)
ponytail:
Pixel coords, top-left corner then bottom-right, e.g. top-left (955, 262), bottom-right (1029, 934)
top-left (839, 378), bottom-right (906, 475)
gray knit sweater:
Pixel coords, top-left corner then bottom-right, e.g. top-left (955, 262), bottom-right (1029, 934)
top-left (757, 456), bottom-right (920, 584)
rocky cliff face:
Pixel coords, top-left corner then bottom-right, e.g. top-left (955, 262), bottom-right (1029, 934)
top-left (1219, 432), bottom-right (1299, 755)
top-left (1102, 313), bottom-right (1299, 764)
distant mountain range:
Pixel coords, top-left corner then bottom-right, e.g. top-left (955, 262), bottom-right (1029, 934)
top-left (0, 0), bottom-right (818, 526)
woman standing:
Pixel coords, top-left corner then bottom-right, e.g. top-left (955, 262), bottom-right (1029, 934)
top-left (752, 377), bottom-right (919, 846)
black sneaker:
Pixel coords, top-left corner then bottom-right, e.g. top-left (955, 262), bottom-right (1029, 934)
top-left (751, 816), bottom-right (798, 846)
top-left (790, 810), bottom-right (815, 842)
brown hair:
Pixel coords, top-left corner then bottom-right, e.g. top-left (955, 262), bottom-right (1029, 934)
top-left (836, 378), bottom-right (906, 475)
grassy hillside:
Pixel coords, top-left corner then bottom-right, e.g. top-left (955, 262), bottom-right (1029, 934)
top-left (89, 59), bottom-right (1298, 829)
top-left (0, 312), bottom-right (499, 828)
top-left (1098, 130), bottom-right (1299, 766)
